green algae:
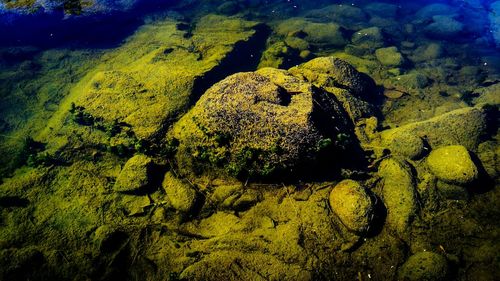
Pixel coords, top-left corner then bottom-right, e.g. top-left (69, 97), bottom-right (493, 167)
top-left (0, 3), bottom-right (499, 280)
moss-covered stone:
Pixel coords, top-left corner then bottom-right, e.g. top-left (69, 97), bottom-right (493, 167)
top-left (351, 27), bottom-right (385, 50)
top-left (388, 131), bottom-right (425, 160)
top-left (380, 107), bottom-right (491, 152)
top-left (170, 64), bottom-right (358, 179)
top-left (275, 18), bottom-right (347, 47)
top-left (113, 154), bottom-right (154, 192)
top-left (378, 158), bottom-right (418, 235)
top-left (61, 15), bottom-right (263, 141)
top-left (162, 172), bottom-right (198, 213)
top-left (427, 145), bottom-right (479, 185)
top-left (289, 57), bottom-right (377, 100)
top-left (398, 251), bottom-right (449, 281)
top-left (375, 46), bottom-right (404, 67)
top-left (329, 180), bottom-right (375, 234)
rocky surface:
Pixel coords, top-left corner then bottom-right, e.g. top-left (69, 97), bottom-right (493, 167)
top-left (170, 65), bottom-right (359, 179)
top-left (329, 180), bottom-right (375, 234)
top-left (427, 145), bottom-right (479, 185)
top-left (398, 251), bottom-right (449, 281)
top-left (0, 2), bottom-right (499, 281)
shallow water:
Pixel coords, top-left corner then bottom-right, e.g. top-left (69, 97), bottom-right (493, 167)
top-left (0, 1), bottom-right (499, 280)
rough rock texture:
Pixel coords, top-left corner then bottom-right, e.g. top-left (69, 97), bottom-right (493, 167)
top-left (170, 66), bottom-right (357, 178)
top-left (289, 57), bottom-right (377, 99)
top-left (162, 172), bottom-right (198, 213)
top-left (378, 158), bottom-right (418, 235)
top-left (68, 15), bottom-right (264, 140)
top-left (329, 180), bottom-right (374, 234)
top-left (427, 145), bottom-right (479, 185)
top-left (114, 154), bottom-right (154, 192)
top-left (398, 251), bottom-right (449, 281)
top-left (380, 106), bottom-right (491, 152)
top-left (388, 131), bottom-right (425, 160)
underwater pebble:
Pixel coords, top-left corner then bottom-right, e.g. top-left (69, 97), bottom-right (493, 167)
top-left (329, 179), bottom-right (375, 234)
top-left (114, 154), bottom-right (154, 193)
top-left (398, 251), bottom-right (449, 281)
top-left (427, 145), bottom-right (479, 185)
top-left (162, 172), bottom-right (198, 213)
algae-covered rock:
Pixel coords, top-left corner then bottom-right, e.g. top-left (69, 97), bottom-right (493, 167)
top-left (275, 18), bottom-right (347, 47)
top-left (388, 131), bottom-right (425, 160)
top-left (289, 57), bottom-right (377, 99)
top-left (378, 158), bottom-right (418, 235)
top-left (427, 145), bottom-right (479, 185)
top-left (351, 27), bottom-right (385, 50)
top-left (162, 172), bottom-right (198, 213)
top-left (114, 154), bottom-right (154, 192)
top-left (70, 15), bottom-right (264, 140)
top-left (170, 66), bottom-right (356, 178)
top-left (375, 46), bottom-right (404, 67)
top-left (410, 43), bottom-right (444, 63)
top-left (389, 72), bottom-right (429, 92)
top-left (380, 107), bottom-right (491, 151)
top-left (329, 180), bottom-right (375, 234)
top-left (289, 57), bottom-right (378, 122)
top-left (436, 181), bottom-right (469, 200)
top-left (398, 251), bottom-right (449, 281)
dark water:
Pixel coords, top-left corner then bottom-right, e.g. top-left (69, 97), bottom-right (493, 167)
top-left (0, 1), bottom-right (499, 281)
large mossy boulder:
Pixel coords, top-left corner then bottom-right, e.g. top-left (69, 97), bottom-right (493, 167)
top-left (170, 64), bottom-right (360, 179)
top-left (427, 145), bottom-right (479, 185)
top-left (329, 180), bottom-right (375, 234)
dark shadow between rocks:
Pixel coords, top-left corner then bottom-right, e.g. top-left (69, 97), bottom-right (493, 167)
top-left (365, 192), bottom-right (387, 238)
top-left (189, 23), bottom-right (271, 107)
top-left (468, 152), bottom-right (495, 195)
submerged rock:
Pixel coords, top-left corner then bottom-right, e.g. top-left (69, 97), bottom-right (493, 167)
top-left (329, 180), bottom-right (375, 234)
top-left (275, 18), bottom-right (347, 47)
top-left (427, 145), bottom-right (479, 185)
top-left (375, 46), bottom-right (404, 67)
top-left (72, 15), bottom-right (264, 140)
top-left (380, 106), bottom-right (491, 151)
top-left (398, 251), bottom-right (449, 281)
top-left (170, 66), bottom-right (357, 178)
top-left (114, 154), bottom-right (154, 193)
top-left (162, 172), bottom-right (198, 213)
top-left (289, 57), bottom-right (377, 100)
top-left (378, 158), bottom-right (418, 235)
top-left (351, 27), bottom-right (385, 50)
top-left (425, 15), bottom-right (464, 39)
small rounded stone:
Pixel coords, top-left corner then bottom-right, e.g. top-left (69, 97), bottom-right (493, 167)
top-left (427, 145), bottom-right (479, 185)
top-left (329, 179), bottom-right (374, 234)
top-left (398, 251), bottom-right (449, 281)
